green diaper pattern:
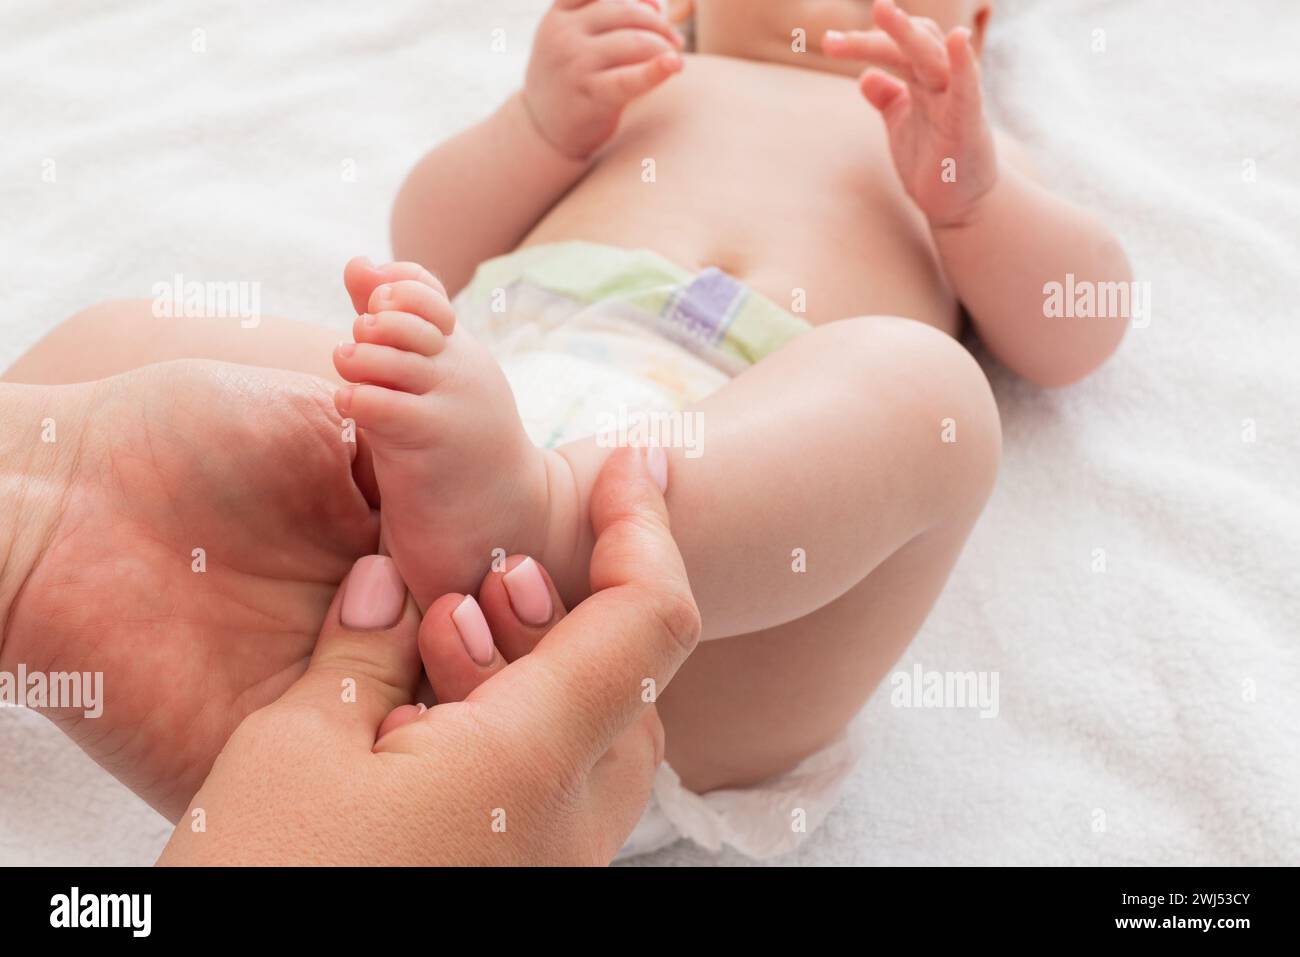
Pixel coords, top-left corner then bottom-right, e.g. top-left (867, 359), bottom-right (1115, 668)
top-left (465, 241), bottom-right (811, 368)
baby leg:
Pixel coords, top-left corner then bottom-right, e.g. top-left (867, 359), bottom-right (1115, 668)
top-left (2, 300), bottom-right (343, 385)
top-left (10, 297), bottom-right (999, 794)
top-left (659, 509), bottom-right (984, 792)
top-left (2, 261), bottom-right (391, 385)
top-left (553, 315), bottom-right (1001, 789)
top-left (555, 315), bottom-right (1000, 636)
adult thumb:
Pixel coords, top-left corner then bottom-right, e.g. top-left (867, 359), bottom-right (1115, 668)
top-left (277, 555), bottom-right (423, 746)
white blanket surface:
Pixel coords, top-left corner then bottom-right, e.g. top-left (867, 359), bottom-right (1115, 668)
top-left (2, 0), bottom-right (1297, 865)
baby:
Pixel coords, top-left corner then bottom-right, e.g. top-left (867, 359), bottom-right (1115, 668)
top-left (331, 0), bottom-right (1130, 857)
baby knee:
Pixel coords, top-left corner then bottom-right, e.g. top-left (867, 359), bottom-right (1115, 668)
top-left (835, 315), bottom-right (1002, 501)
top-left (905, 322), bottom-right (1001, 506)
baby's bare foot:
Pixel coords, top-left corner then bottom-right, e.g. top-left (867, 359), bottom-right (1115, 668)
top-left (333, 259), bottom-right (559, 609)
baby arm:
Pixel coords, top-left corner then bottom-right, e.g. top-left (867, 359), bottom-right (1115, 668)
top-left (825, 0), bottom-right (1131, 387)
top-left (931, 157), bottom-right (1132, 387)
top-left (391, 0), bottom-right (683, 294)
top-left (390, 95), bottom-right (589, 296)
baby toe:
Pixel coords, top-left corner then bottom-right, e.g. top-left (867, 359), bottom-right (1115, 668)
top-left (335, 383), bottom-right (434, 444)
top-left (368, 280), bottom-right (456, 335)
top-left (343, 256), bottom-right (387, 314)
top-left (353, 310), bottom-right (446, 357)
top-left (374, 261), bottom-right (447, 298)
top-left (333, 341), bottom-right (438, 395)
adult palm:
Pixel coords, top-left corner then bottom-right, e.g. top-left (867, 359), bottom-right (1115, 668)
top-left (2, 360), bottom-right (378, 820)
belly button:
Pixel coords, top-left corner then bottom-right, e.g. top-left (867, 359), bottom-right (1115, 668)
top-left (700, 256), bottom-right (744, 279)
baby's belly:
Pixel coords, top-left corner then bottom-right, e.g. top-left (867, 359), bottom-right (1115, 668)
top-left (524, 192), bottom-right (958, 334)
top-left (520, 55), bottom-right (960, 335)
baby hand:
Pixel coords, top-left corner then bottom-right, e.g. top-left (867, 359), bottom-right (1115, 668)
top-left (824, 0), bottom-right (997, 229)
top-left (524, 0), bottom-right (684, 161)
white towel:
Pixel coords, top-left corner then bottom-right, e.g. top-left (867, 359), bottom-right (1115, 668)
top-left (2, 0), bottom-right (1297, 865)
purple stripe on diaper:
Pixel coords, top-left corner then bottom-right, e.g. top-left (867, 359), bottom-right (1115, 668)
top-left (665, 268), bottom-right (744, 346)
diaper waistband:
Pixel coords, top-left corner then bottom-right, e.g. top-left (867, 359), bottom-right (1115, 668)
top-left (463, 241), bottom-right (811, 370)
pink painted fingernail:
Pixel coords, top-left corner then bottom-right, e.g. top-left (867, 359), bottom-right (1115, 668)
top-left (341, 555), bottom-right (406, 630)
top-left (503, 557), bottom-right (553, 626)
top-left (645, 446), bottom-right (669, 493)
top-left (452, 595), bottom-right (495, 666)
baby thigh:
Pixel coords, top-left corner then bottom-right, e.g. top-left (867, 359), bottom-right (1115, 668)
top-left (656, 316), bottom-right (1002, 793)
top-left (3, 299), bottom-right (343, 384)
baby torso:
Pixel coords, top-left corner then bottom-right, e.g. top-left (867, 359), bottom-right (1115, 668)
top-left (521, 53), bottom-right (959, 334)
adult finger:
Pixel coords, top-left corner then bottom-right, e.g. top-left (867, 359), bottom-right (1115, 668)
top-left (375, 556), bottom-right (567, 744)
top-left (416, 593), bottom-right (510, 704)
top-left (276, 555), bottom-right (423, 746)
top-left (409, 555), bottom-right (567, 708)
top-left (478, 555), bottom-right (567, 662)
top-left (376, 702), bottom-right (426, 739)
top-left (476, 445), bottom-right (700, 773)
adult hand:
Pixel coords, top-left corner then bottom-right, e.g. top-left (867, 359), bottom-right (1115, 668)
top-left (158, 446), bottom-right (700, 866)
top-left (0, 360), bottom-right (378, 820)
